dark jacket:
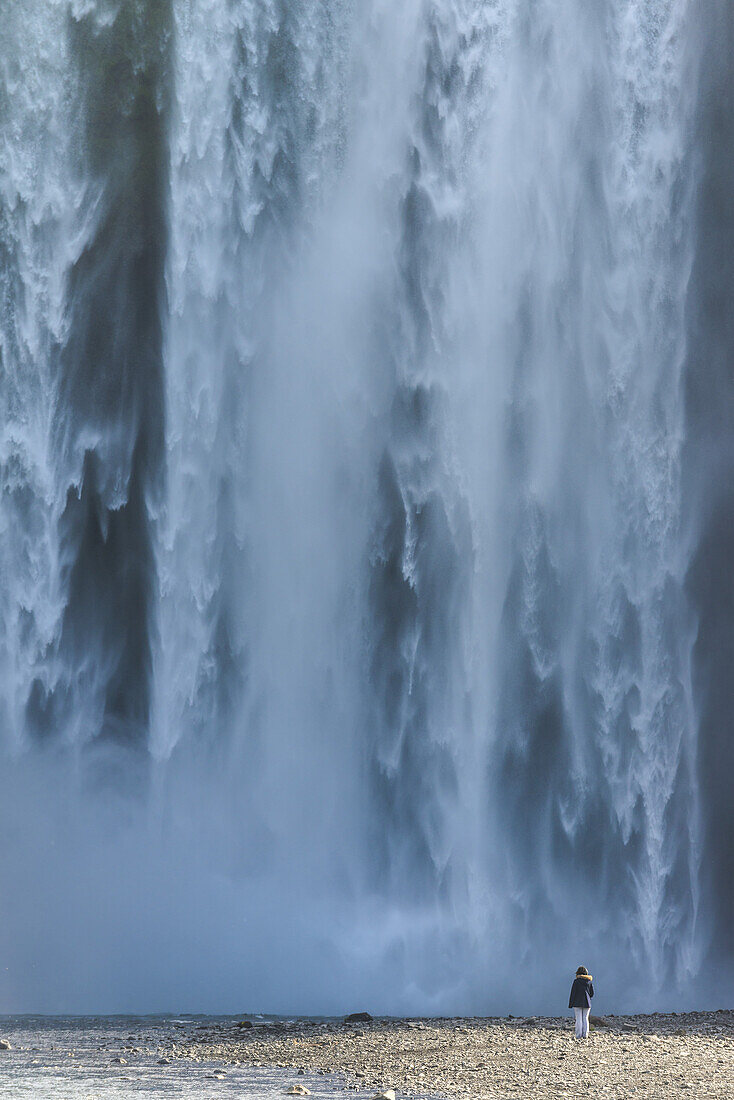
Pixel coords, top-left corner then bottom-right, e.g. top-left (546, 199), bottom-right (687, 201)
top-left (568, 975), bottom-right (594, 1009)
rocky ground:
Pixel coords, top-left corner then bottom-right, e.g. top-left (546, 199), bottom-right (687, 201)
top-left (170, 1011), bottom-right (734, 1099)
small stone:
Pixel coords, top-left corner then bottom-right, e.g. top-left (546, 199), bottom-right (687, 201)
top-left (0, 1040), bottom-right (11, 1051)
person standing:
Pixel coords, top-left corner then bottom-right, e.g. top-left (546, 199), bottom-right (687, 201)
top-left (568, 966), bottom-right (594, 1038)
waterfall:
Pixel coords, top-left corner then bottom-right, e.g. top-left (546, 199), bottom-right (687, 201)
top-left (0, 0), bottom-right (730, 1014)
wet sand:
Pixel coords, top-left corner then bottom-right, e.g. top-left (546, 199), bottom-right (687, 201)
top-left (171, 1011), bottom-right (734, 1100)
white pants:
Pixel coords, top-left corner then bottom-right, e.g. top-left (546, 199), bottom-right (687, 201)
top-left (574, 1007), bottom-right (590, 1038)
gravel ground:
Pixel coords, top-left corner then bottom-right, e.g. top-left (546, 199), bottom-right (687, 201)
top-left (171, 1011), bottom-right (734, 1100)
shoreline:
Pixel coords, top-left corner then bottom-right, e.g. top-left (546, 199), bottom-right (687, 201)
top-left (170, 1010), bottom-right (734, 1099)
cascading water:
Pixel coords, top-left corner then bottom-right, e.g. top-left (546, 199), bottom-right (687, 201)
top-left (1, 0), bottom-right (732, 1014)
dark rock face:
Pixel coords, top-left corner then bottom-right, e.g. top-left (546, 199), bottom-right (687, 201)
top-left (344, 1013), bottom-right (373, 1024)
top-left (685, 1), bottom-right (734, 969)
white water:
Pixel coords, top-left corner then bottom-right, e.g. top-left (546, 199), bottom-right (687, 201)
top-left (0, 0), bottom-right (719, 1014)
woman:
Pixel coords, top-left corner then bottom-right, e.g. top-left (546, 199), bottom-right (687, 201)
top-left (568, 966), bottom-right (594, 1038)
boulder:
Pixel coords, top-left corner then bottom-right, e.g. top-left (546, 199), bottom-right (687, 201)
top-left (345, 1012), bottom-right (373, 1023)
top-left (237, 1020), bottom-right (254, 1029)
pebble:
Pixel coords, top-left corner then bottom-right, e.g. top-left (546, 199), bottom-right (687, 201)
top-left (164, 1010), bottom-right (734, 1099)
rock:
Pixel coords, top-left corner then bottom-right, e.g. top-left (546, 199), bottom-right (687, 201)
top-left (237, 1020), bottom-right (254, 1029)
top-left (345, 1012), bottom-right (373, 1024)
top-left (111, 1056), bottom-right (127, 1064)
top-left (0, 1040), bottom-right (11, 1051)
top-left (406, 1022), bottom-right (425, 1030)
top-left (590, 1016), bottom-right (611, 1028)
top-left (207, 1072), bottom-right (227, 1079)
top-left (370, 1091), bottom-right (396, 1100)
top-left (157, 1057), bottom-right (172, 1064)
top-left (622, 1023), bottom-right (638, 1032)
top-left (519, 1017), bottom-right (537, 1026)
top-left (298, 1068), bottom-right (306, 1075)
top-left (286, 1086), bottom-right (311, 1096)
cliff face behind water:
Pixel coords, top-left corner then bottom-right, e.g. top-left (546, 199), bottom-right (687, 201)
top-left (1, 0), bottom-right (732, 1015)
